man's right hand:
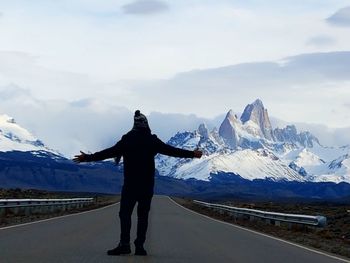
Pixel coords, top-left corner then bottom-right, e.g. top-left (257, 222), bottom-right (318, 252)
top-left (193, 150), bottom-right (203, 158)
top-left (73, 151), bottom-right (88, 163)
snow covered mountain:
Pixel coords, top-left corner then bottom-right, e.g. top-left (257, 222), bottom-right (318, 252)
top-left (1, 109), bottom-right (349, 199)
top-left (1, 103), bottom-right (349, 188)
top-left (0, 114), bottom-right (60, 156)
top-left (156, 99), bottom-right (350, 184)
top-left (0, 113), bottom-right (124, 193)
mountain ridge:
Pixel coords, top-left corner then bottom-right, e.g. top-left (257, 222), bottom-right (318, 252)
top-left (1, 101), bottom-right (349, 190)
top-left (0, 114), bottom-right (59, 155)
top-left (0, 107), bottom-right (350, 199)
top-left (156, 99), bottom-right (350, 184)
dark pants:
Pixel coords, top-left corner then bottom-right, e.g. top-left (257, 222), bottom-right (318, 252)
top-left (119, 189), bottom-right (153, 247)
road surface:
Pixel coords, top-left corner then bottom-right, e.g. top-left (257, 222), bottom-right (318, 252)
top-left (0, 196), bottom-right (348, 263)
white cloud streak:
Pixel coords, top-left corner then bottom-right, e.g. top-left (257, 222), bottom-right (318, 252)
top-left (124, 51), bottom-right (350, 128)
top-left (0, 0), bottom-right (349, 80)
top-left (306, 35), bottom-right (336, 47)
top-left (122, 0), bottom-right (169, 15)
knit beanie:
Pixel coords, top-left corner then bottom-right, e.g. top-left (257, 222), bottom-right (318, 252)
top-left (132, 110), bottom-right (150, 131)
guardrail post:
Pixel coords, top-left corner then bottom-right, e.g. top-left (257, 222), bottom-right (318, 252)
top-left (0, 207), bottom-right (5, 217)
top-left (44, 205), bottom-right (48, 214)
top-left (33, 205), bottom-right (40, 215)
top-left (13, 207), bottom-right (19, 216)
top-left (24, 207), bottom-right (31, 216)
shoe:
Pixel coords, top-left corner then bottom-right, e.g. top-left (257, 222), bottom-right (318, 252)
top-left (135, 246), bottom-right (147, 256)
top-left (107, 243), bottom-right (131, 256)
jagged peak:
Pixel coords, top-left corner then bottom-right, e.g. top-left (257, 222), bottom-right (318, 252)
top-left (239, 99), bottom-right (274, 141)
top-left (252, 98), bottom-right (264, 108)
top-left (222, 110), bottom-right (239, 127)
top-left (198, 123), bottom-right (207, 129)
top-left (198, 123), bottom-right (209, 139)
top-left (240, 99), bottom-right (266, 124)
top-left (224, 109), bottom-right (238, 119)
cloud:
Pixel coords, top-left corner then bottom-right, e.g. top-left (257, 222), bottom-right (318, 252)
top-left (0, 85), bottom-right (222, 156)
top-left (1, 84), bottom-right (349, 158)
top-left (327, 6), bottom-right (350, 27)
top-left (344, 102), bottom-right (350, 109)
top-left (126, 51), bottom-right (350, 128)
top-left (148, 112), bottom-right (222, 140)
top-left (1, 50), bottom-right (349, 129)
top-left (0, 85), bottom-right (132, 156)
top-left (295, 122), bottom-right (350, 147)
top-left (1, 49), bottom-right (350, 154)
top-left (306, 35), bottom-right (336, 47)
top-left (0, 51), bottom-right (105, 100)
top-left (122, 0), bottom-right (169, 15)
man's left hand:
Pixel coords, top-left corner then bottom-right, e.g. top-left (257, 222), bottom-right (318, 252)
top-left (73, 151), bottom-right (88, 163)
top-left (194, 150), bottom-right (203, 158)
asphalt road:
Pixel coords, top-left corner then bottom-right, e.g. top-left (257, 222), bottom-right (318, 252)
top-left (0, 196), bottom-right (348, 263)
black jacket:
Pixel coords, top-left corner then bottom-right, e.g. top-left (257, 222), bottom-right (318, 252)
top-left (86, 129), bottom-right (194, 191)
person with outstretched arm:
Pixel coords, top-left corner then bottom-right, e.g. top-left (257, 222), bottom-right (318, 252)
top-left (73, 110), bottom-right (202, 256)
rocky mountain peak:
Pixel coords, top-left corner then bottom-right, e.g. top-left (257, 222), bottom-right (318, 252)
top-left (224, 109), bottom-right (238, 123)
top-left (198, 123), bottom-right (209, 139)
top-left (252, 98), bottom-right (264, 108)
top-left (219, 110), bottom-right (239, 149)
top-left (273, 125), bottom-right (319, 147)
top-left (240, 99), bottom-right (274, 141)
top-left (240, 99), bottom-right (266, 123)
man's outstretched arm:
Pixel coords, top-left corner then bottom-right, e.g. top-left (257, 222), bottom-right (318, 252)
top-left (154, 136), bottom-right (202, 159)
top-left (73, 140), bottom-right (123, 163)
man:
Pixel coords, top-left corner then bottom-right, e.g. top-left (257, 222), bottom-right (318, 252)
top-left (73, 110), bottom-right (202, 256)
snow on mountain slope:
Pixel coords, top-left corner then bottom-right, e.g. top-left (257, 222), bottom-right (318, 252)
top-left (166, 149), bottom-right (303, 182)
top-left (156, 99), bottom-right (350, 184)
top-left (284, 149), bottom-right (325, 167)
top-left (309, 143), bottom-right (349, 162)
top-left (156, 128), bottom-right (305, 182)
top-left (307, 154), bottom-right (350, 183)
top-left (280, 146), bottom-right (350, 183)
top-left (0, 114), bottom-right (58, 154)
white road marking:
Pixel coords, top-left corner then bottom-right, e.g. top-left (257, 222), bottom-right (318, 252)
top-left (167, 196), bottom-right (350, 263)
top-left (0, 202), bottom-right (119, 230)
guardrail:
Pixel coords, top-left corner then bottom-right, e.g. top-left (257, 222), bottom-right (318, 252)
top-left (193, 200), bottom-right (327, 228)
top-left (0, 198), bottom-right (94, 216)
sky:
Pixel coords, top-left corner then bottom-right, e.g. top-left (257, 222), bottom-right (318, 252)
top-left (0, 0), bottom-right (349, 156)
